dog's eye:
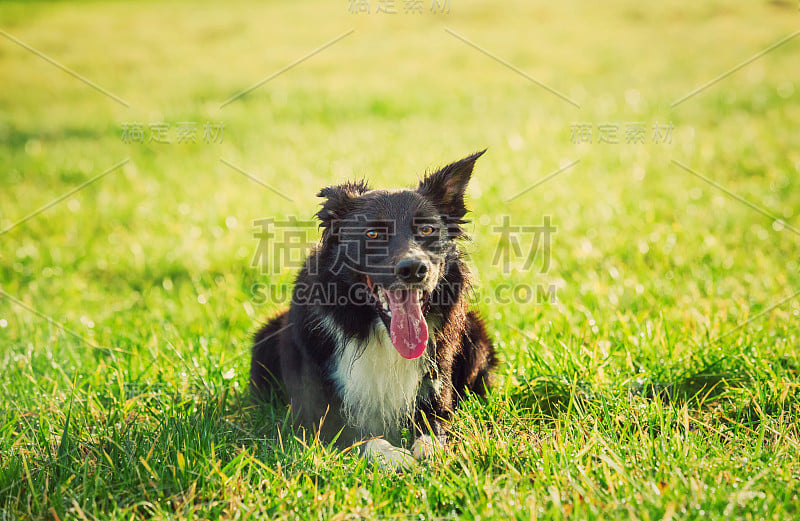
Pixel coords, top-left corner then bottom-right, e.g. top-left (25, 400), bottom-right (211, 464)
top-left (364, 229), bottom-right (380, 240)
top-left (418, 225), bottom-right (435, 236)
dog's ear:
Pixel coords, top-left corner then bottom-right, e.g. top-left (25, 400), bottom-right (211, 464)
top-left (316, 180), bottom-right (370, 229)
top-left (418, 150), bottom-right (485, 235)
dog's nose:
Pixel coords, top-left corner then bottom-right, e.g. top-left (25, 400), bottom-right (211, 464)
top-left (395, 258), bottom-right (428, 283)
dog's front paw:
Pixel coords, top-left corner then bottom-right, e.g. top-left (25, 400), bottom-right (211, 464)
top-left (411, 434), bottom-right (435, 460)
top-left (363, 438), bottom-right (415, 472)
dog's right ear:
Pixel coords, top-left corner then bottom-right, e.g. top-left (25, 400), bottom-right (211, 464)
top-left (418, 150), bottom-right (485, 237)
top-left (316, 180), bottom-right (370, 229)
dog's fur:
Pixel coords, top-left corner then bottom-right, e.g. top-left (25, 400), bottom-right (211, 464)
top-left (250, 151), bottom-right (496, 468)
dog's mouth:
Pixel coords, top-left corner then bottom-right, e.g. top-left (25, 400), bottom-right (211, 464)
top-left (365, 276), bottom-right (430, 360)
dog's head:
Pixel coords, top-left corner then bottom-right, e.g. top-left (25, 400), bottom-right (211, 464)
top-left (315, 150), bottom-right (485, 359)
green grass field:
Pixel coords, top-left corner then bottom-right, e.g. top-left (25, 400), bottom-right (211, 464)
top-left (2, 0), bottom-right (799, 519)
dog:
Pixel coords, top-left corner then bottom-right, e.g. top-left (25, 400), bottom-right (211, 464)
top-left (250, 151), bottom-right (496, 470)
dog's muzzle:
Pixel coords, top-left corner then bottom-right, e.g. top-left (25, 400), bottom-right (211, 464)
top-left (394, 258), bottom-right (428, 284)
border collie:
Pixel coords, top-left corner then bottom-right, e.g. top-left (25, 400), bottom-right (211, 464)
top-left (250, 151), bottom-right (496, 470)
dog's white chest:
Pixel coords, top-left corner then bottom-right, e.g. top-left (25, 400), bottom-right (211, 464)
top-left (330, 322), bottom-right (428, 436)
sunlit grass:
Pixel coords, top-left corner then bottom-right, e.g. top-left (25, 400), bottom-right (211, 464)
top-left (1, 0), bottom-right (799, 519)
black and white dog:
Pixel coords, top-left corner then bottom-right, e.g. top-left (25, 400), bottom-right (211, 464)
top-left (250, 151), bottom-right (496, 469)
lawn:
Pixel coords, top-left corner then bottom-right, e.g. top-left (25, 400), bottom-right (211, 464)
top-left (1, 0), bottom-right (799, 519)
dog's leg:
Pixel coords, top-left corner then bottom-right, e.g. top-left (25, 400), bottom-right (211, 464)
top-left (453, 310), bottom-right (497, 398)
top-left (250, 311), bottom-right (289, 401)
top-left (411, 433), bottom-right (436, 460)
top-left (412, 402), bottom-right (447, 461)
top-left (362, 438), bottom-right (415, 471)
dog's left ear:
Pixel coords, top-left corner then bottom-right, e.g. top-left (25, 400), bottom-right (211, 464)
top-left (418, 150), bottom-right (485, 233)
top-left (316, 180), bottom-right (370, 231)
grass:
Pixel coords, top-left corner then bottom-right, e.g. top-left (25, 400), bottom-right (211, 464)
top-left (1, 0), bottom-right (799, 518)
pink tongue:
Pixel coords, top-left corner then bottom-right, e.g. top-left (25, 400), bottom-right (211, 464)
top-left (385, 290), bottom-right (428, 359)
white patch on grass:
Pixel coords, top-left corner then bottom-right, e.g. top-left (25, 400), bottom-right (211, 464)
top-left (362, 438), bottom-right (415, 471)
top-left (412, 434), bottom-right (435, 460)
